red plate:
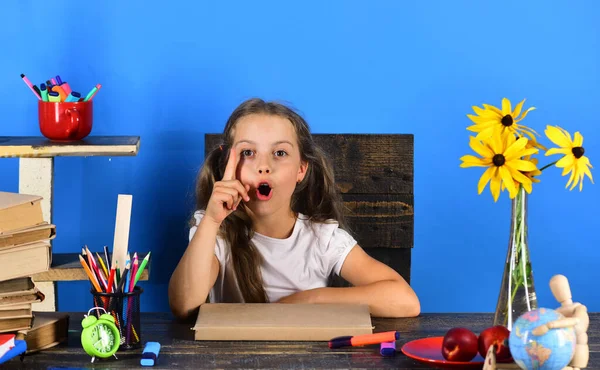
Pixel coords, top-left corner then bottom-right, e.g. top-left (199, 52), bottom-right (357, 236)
top-left (401, 336), bottom-right (485, 369)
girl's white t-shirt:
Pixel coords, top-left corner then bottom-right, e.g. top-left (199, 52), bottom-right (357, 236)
top-left (189, 210), bottom-right (357, 303)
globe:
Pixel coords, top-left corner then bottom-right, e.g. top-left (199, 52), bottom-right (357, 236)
top-left (509, 308), bottom-right (576, 370)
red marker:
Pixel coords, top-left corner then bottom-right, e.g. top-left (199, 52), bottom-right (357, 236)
top-left (20, 74), bottom-right (41, 100)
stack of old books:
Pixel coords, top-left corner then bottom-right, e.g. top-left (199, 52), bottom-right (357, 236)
top-left (0, 191), bottom-right (54, 334)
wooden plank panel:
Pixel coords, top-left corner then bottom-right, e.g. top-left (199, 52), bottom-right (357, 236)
top-left (31, 252), bottom-right (150, 282)
top-left (343, 193), bottom-right (413, 249)
top-left (329, 248), bottom-right (411, 287)
top-left (0, 136), bottom-right (140, 158)
top-left (205, 134), bottom-right (413, 195)
top-left (312, 134), bottom-right (413, 194)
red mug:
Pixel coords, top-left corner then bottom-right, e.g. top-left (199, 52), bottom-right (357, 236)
top-left (38, 100), bottom-right (93, 141)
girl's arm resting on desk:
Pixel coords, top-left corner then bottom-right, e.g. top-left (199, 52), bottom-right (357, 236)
top-left (276, 245), bottom-right (420, 318)
top-left (168, 218), bottom-right (221, 321)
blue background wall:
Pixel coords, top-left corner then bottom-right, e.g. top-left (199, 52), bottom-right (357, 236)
top-left (1, 1), bottom-right (598, 313)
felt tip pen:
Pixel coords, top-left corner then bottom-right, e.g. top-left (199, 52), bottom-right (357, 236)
top-left (51, 77), bottom-right (57, 85)
top-left (84, 84), bottom-right (102, 101)
top-left (141, 341), bottom-right (161, 366)
top-left (20, 73), bottom-right (41, 100)
top-left (48, 91), bottom-right (61, 102)
top-left (55, 75), bottom-right (62, 85)
top-left (83, 85), bottom-right (98, 102)
top-left (60, 81), bottom-right (72, 95)
top-left (328, 331), bottom-right (399, 349)
top-left (40, 83), bottom-right (49, 102)
top-left (65, 91), bottom-right (81, 102)
top-left (380, 341), bottom-right (396, 356)
top-left (51, 85), bottom-right (67, 101)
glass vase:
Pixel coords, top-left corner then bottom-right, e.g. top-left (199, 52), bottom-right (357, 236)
top-left (493, 185), bottom-right (538, 331)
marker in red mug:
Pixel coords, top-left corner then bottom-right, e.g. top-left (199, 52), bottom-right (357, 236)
top-left (65, 92), bottom-right (81, 102)
top-left (83, 84), bottom-right (101, 102)
top-left (20, 74), bottom-right (41, 100)
top-left (328, 331), bottom-right (399, 349)
top-left (60, 81), bottom-right (72, 95)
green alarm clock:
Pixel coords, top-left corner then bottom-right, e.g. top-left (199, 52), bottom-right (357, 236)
top-left (81, 307), bottom-right (120, 363)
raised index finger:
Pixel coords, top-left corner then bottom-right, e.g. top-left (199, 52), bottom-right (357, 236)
top-left (222, 148), bottom-right (239, 181)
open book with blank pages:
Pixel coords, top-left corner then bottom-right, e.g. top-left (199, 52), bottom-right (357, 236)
top-left (192, 303), bottom-right (373, 341)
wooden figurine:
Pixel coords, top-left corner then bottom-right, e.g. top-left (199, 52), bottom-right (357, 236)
top-left (548, 274), bottom-right (589, 370)
top-left (483, 274), bottom-right (588, 370)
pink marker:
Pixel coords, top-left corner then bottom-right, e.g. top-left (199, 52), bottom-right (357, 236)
top-left (60, 82), bottom-right (72, 95)
top-left (51, 77), bottom-right (57, 85)
top-left (20, 74), bottom-right (41, 100)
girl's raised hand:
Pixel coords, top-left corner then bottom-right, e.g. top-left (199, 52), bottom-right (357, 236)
top-left (205, 148), bottom-right (251, 225)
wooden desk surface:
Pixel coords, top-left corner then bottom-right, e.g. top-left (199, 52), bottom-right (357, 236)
top-left (3, 312), bottom-right (599, 369)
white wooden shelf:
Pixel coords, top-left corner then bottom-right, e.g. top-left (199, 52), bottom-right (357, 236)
top-left (0, 136), bottom-right (142, 311)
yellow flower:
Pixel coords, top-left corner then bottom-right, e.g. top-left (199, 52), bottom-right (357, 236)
top-left (522, 135), bottom-right (543, 186)
top-left (460, 132), bottom-right (539, 202)
top-left (503, 157), bottom-right (541, 194)
top-left (523, 131), bottom-right (547, 152)
top-left (545, 125), bottom-right (594, 191)
top-left (467, 98), bottom-right (537, 141)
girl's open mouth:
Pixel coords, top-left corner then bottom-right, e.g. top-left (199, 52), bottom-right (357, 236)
top-left (256, 183), bottom-right (273, 201)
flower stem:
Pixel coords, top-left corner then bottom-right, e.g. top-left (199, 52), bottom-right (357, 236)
top-left (539, 160), bottom-right (558, 172)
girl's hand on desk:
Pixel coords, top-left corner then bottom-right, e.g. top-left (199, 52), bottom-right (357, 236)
top-left (206, 148), bottom-right (251, 225)
top-left (275, 289), bottom-right (320, 304)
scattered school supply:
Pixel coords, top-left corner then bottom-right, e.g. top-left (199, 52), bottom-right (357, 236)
top-left (193, 303), bottom-right (373, 341)
top-left (65, 92), bottom-right (81, 102)
top-left (141, 341), bottom-right (161, 366)
top-left (77, 194), bottom-right (148, 350)
top-left (0, 334), bottom-right (15, 358)
top-left (80, 307), bottom-right (120, 363)
top-left (37, 94), bottom-right (94, 140)
top-left (19, 74), bottom-right (40, 100)
top-left (0, 339), bottom-right (26, 365)
top-left (48, 91), bottom-right (61, 102)
top-left (112, 194), bottom-right (132, 281)
top-left (80, 247), bottom-right (148, 350)
top-left (19, 73), bottom-right (101, 102)
top-left (379, 341), bottom-right (396, 356)
top-left (328, 330), bottom-right (399, 349)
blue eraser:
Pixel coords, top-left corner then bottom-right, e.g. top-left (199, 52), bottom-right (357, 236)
top-left (141, 341), bottom-right (161, 366)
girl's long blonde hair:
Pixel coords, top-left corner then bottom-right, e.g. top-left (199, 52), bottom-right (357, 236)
top-left (194, 98), bottom-right (347, 303)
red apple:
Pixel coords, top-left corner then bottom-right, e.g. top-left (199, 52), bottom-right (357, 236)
top-left (478, 325), bottom-right (512, 361)
top-left (441, 327), bottom-right (479, 361)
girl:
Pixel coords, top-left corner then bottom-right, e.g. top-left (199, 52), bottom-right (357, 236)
top-left (168, 98), bottom-right (420, 321)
